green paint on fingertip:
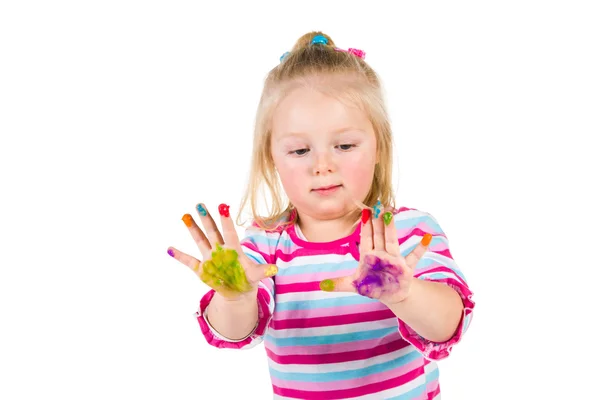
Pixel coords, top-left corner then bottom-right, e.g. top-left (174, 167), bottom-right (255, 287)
top-left (320, 279), bottom-right (335, 292)
top-left (383, 211), bottom-right (393, 226)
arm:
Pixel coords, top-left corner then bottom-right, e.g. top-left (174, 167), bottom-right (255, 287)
top-left (387, 277), bottom-right (464, 343)
top-left (205, 290), bottom-right (259, 341)
top-left (394, 211), bottom-right (475, 360)
top-left (196, 227), bottom-right (278, 349)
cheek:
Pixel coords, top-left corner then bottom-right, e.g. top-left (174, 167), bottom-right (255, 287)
top-left (340, 151), bottom-right (377, 183)
top-left (273, 155), bottom-right (309, 195)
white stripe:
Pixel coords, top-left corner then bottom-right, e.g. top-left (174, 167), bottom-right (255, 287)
top-left (421, 250), bottom-right (460, 271)
top-left (267, 317), bottom-right (398, 338)
top-left (258, 281), bottom-right (276, 314)
top-left (424, 360), bottom-right (439, 375)
top-left (276, 290), bottom-right (357, 303)
top-left (268, 344), bottom-right (415, 373)
top-left (395, 209), bottom-right (428, 221)
top-left (276, 252), bottom-right (354, 269)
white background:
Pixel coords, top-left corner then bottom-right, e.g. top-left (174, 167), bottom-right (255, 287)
top-left (1, 1), bottom-right (599, 399)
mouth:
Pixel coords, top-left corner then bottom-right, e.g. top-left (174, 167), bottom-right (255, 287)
top-left (312, 184), bottom-right (342, 194)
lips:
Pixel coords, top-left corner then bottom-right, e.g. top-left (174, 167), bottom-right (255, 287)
top-left (313, 184), bottom-right (341, 191)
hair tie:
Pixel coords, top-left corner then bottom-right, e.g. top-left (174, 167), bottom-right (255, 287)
top-left (334, 47), bottom-right (366, 60)
top-left (310, 35), bottom-right (328, 46)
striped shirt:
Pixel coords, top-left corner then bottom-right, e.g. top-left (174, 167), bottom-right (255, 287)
top-left (196, 207), bottom-right (475, 399)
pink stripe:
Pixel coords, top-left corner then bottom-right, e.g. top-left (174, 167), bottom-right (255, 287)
top-left (276, 280), bottom-right (320, 294)
top-left (272, 300), bottom-right (386, 321)
top-left (260, 277), bottom-right (274, 294)
top-left (241, 241), bottom-right (275, 265)
top-left (426, 378), bottom-right (439, 394)
top-left (428, 385), bottom-right (441, 399)
top-left (272, 363), bottom-right (423, 399)
top-left (271, 309), bottom-right (395, 330)
top-left (264, 331), bottom-right (399, 356)
top-left (266, 336), bottom-right (410, 365)
top-left (270, 358), bottom-right (422, 391)
top-left (275, 268), bottom-right (355, 285)
top-left (398, 225), bottom-right (446, 245)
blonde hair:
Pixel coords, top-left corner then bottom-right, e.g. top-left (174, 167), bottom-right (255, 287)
top-left (237, 31), bottom-right (395, 229)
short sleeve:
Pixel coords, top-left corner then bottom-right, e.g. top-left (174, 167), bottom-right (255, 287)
top-left (195, 226), bottom-right (279, 349)
top-left (395, 210), bottom-right (475, 360)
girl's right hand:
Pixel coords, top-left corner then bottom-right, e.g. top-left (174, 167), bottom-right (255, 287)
top-left (167, 203), bottom-right (277, 301)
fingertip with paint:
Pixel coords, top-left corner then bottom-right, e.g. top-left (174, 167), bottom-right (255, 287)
top-left (218, 203), bottom-right (230, 218)
top-left (320, 279), bottom-right (335, 292)
top-left (361, 208), bottom-right (371, 224)
top-left (265, 265), bottom-right (278, 277)
top-left (196, 203), bottom-right (207, 216)
top-left (421, 233), bottom-right (432, 246)
top-left (167, 248), bottom-right (175, 257)
top-left (383, 211), bottom-right (393, 226)
top-left (181, 214), bottom-right (193, 227)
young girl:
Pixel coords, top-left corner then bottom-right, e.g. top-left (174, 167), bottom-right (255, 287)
top-left (167, 31), bottom-right (475, 399)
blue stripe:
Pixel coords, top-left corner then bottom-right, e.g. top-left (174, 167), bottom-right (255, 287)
top-left (275, 293), bottom-right (378, 311)
top-left (243, 251), bottom-right (266, 265)
top-left (426, 364), bottom-right (439, 384)
top-left (462, 313), bottom-right (473, 334)
top-left (277, 260), bottom-right (358, 276)
top-left (268, 347), bottom-right (420, 382)
top-left (243, 235), bottom-right (294, 248)
top-left (265, 327), bottom-right (397, 348)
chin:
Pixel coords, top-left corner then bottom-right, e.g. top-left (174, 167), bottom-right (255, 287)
top-left (306, 199), bottom-right (355, 219)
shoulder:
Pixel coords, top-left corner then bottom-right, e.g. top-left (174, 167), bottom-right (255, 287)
top-left (392, 206), bottom-right (446, 236)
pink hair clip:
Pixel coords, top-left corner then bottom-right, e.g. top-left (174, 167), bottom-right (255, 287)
top-left (334, 47), bottom-right (366, 59)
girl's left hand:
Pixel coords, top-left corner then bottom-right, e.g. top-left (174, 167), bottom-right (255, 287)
top-left (319, 207), bottom-right (432, 306)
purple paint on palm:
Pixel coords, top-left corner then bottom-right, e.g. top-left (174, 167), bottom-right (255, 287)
top-left (353, 255), bottom-right (402, 297)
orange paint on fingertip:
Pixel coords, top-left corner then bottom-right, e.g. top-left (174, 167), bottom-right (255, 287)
top-left (181, 213), bottom-right (193, 227)
top-left (421, 233), bottom-right (432, 246)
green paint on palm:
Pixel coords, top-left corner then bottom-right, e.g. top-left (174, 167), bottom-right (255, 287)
top-left (201, 244), bottom-right (252, 292)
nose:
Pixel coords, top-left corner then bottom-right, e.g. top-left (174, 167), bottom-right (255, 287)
top-left (312, 150), bottom-right (335, 175)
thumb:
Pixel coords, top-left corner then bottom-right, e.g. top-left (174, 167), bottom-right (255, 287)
top-left (246, 263), bottom-right (279, 283)
top-left (319, 275), bottom-right (357, 293)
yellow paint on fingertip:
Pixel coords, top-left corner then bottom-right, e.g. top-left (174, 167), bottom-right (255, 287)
top-left (265, 265), bottom-right (278, 277)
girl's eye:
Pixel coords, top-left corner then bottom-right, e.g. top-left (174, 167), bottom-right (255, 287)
top-left (290, 148), bottom-right (309, 156)
top-left (337, 144), bottom-right (355, 151)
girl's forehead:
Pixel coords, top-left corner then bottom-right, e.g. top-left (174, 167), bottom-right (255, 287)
top-left (271, 87), bottom-right (369, 136)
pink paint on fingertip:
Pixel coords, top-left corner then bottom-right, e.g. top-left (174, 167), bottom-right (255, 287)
top-left (167, 249), bottom-right (174, 257)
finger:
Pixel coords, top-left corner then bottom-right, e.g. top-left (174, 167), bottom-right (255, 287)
top-left (404, 233), bottom-right (433, 270)
top-left (167, 246), bottom-right (203, 276)
top-left (382, 209), bottom-right (400, 257)
top-left (246, 263), bottom-right (279, 283)
top-left (359, 208), bottom-right (373, 257)
top-left (372, 204), bottom-right (385, 251)
top-left (319, 275), bottom-right (357, 293)
top-left (217, 203), bottom-right (242, 251)
top-left (196, 203), bottom-right (224, 247)
top-left (181, 213), bottom-right (212, 259)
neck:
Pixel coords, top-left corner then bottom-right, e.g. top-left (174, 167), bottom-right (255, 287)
top-left (296, 209), bottom-right (360, 242)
